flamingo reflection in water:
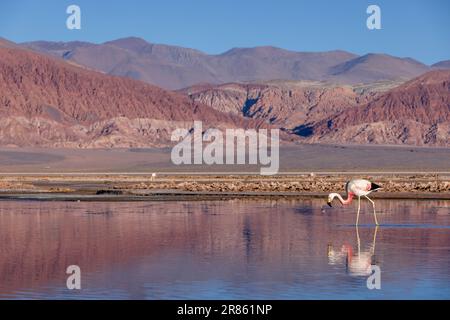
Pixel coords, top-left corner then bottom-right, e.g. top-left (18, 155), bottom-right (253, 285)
top-left (327, 226), bottom-right (379, 276)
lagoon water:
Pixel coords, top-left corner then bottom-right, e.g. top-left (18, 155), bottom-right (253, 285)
top-left (0, 199), bottom-right (449, 299)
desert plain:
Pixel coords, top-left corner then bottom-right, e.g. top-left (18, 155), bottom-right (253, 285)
top-left (1, 145), bottom-right (449, 201)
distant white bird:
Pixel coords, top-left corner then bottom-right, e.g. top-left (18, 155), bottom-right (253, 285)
top-left (151, 173), bottom-right (157, 181)
top-left (327, 179), bottom-right (381, 225)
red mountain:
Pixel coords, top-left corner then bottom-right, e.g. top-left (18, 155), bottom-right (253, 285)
top-left (0, 41), bottom-right (263, 147)
top-left (299, 70), bottom-right (450, 146)
top-left (182, 80), bottom-right (396, 130)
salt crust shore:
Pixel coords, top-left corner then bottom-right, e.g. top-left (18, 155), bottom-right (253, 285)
top-left (1, 174), bottom-right (449, 201)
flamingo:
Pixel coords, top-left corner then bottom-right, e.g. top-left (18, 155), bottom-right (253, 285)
top-left (343, 225), bottom-right (379, 276)
top-left (327, 179), bottom-right (382, 226)
top-left (327, 225), bottom-right (379, 276)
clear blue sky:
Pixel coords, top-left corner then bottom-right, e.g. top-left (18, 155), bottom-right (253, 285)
top-left (0, 0), bottom-right (449, 64)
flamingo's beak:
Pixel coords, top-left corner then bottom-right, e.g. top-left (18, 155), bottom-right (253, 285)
top-left (327, 201), bottom-right (332, 207)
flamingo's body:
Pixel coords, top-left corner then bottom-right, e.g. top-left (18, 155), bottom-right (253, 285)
top-left (327, 226), bottom-right (379, 277)
top-left (327, 179), bottom-right (381, 225)
top-left (327, 243), bottom-right (372, 276)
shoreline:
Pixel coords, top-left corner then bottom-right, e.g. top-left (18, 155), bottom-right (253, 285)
top-left (1, 173), bottom-right (450, 201)
top-left (1, 191), bottom-right (450, 202)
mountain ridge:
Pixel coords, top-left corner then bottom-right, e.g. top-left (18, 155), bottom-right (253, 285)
top-left (0, 43), bottom-right (268, 147)
top-left (297, 70), bottom-right (450, 146)
top-left (21, 37), bottom-right (438, 89)
top-left (2, 37), bottom-right (449, 147)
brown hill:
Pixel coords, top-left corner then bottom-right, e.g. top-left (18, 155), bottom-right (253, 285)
top-left (328, 54), bottom-right (429, 83)
top-left (0, 38), bottom-right (24, 49)
top-left (0, 45), bottom-right (262, 147)
top-left (22, 37), bottom-right (433, 89)
top-left (299, 70), bottom-right (450, 146)
top-left (432, 60), bottom-right (450, 69)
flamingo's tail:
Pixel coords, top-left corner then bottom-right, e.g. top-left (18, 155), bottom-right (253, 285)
top-left (370, 182), bottom-right (382, 191)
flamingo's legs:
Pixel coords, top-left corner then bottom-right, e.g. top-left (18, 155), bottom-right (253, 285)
top-left (356, 196), bottom-right (361, 226)
top-left (371, 225), bottom-right (379, 254)
top-left (356, 225), bottom-right (361, 258)
top-left (365, 195), bottom-right (379, 226)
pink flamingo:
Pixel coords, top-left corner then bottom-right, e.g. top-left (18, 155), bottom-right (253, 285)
top-left (327, 225), bottom-right (379, 276)
top-left (327, 179), bottom-right (382, 226)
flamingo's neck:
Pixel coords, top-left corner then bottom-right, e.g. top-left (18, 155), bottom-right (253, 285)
top-left (330, 192), bottom-right (354, 205)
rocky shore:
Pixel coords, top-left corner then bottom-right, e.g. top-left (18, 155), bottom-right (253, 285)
top-left (1, 174), bottom-right (449, 199)
top-left (117, 176), bottom-right (450, 193)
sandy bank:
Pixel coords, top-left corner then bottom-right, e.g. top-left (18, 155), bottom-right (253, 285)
top-left (0, 173), bottom-right (449, 201)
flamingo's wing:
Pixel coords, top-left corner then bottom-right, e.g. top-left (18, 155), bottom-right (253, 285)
top-left (348, 179), bottom-right (371, 196)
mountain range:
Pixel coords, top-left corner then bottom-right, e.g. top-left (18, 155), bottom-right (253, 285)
top-left (22, 37), bottom-right (448, 90)
top-left (184, 73), bottom-right (450, 146)
top-left (297, 70), bottom-right (450, 146)
top-left (0, 38), bottom-right (265, 148)
top-left (0, 37), bottom-right (449, 147)
top-left (181, 80), bottom-right (394, 129)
